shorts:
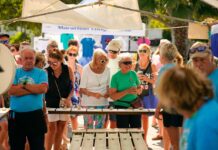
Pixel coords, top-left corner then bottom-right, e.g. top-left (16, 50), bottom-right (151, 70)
top-left (142, 89), bottom-right (158, 109)
top-left (47, 114), bottom-right (69, 122)
top-left (114, 105), bottom-right (141, 128)
top-left (8, 109), bottom-right (46, 150)
top-left (162, 111), bottom-right (183, 127)
top-left (8, 109), bottom-right (47, 135)
top-left (47, 108), bottom-right (69, 122)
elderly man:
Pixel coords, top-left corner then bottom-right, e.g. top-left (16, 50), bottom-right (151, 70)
top-left (189, 42), bottom-right (218, 101)
top-left (8, 49), bottom-right (48, 150)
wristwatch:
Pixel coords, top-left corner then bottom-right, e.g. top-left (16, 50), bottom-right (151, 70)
top-left (22, 81), bottom-right (27, 89)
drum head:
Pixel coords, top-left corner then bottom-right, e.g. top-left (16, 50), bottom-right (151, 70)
top-left (0, 44), bottom-right (16, 94)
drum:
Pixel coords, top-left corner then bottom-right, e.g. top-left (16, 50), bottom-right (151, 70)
top-left (0, 44), bottom-right (16, 94)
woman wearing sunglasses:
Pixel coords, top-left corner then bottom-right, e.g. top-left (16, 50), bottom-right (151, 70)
top-left (109, 53), bottom-right (142, 128)
top-left (79, 49), bottom-right (110, 129)
top-left (45, 50), bottom-right (74, 150)
top-left (65, 46), bottom-right (83, 130)
top-left (135, 44), bottom-right (158, 142)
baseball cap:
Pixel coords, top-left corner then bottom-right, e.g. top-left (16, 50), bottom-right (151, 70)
top-left (189, 42), bottom-right (211, 59)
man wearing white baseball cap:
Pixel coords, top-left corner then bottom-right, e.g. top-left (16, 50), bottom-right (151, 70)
top-left (104, 39), bottom-right (123, 128)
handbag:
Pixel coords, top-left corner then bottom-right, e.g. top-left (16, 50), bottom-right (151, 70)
top-left (131, 97), bottom-right (143, 108)
top-left (119, 97), bottom-right (143, 108)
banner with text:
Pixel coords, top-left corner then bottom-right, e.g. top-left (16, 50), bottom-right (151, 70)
top-left (42, 23), bottom-right (146, 36)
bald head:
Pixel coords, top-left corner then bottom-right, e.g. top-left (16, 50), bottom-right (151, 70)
top-left (20, 49), bottom-right (36, 71)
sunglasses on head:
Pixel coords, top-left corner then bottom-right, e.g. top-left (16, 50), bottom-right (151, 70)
top-left (68, 53), bottom-right (78, 57)
top-left (189, 46), bottom-right (208, 54)
top-left (48, 61), bottom-right (58, 66)
top-left (109, 50), bottom-right (118, 54)
top-left (122, 61), bottom-right (132, 65)
top-left (139, 49), bottom-right (147, 53)
top-left (0, 40), bottom-right (9, 44)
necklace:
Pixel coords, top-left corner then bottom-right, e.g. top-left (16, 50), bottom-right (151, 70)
top-left (89, 64), bottom-right (102, 87)
top-left (95, 74), bottom-right (101, 87)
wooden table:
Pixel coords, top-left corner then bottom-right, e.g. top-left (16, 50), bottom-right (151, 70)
top-left (70, 129), bottom-right (148, 150)
top-left (47, 108), bottom-right (155, 115)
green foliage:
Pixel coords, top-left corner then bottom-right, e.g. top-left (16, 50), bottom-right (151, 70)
top-left (163, 30), bottom-right (172, 41)
top-left (0, 0), bottom-right (41, 41)
top-left (10, 32), bottom-right (30, 44)
top-left (149, 19), bottom-right (166, 28)
top-left (140, 0), bottom-right (218, 23)
top-left (138, 0), bottom-right (156, 12)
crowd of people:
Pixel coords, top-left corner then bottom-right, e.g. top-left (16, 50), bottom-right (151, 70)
top-left (0, 32), bottom-right (218, 150)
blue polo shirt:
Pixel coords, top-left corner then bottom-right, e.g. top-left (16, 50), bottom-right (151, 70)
top-left (10, 67), bottom-right (48, 112)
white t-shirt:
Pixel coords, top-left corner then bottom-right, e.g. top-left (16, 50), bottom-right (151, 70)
top-left (108, 57), bottom-right (120, 81)
top-left (107, 57), bottom-right (120, 102)
top-left (80, 64), bottom-right (110, 106)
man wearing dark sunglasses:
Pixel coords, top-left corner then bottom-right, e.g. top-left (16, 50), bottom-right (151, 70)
top-left (190, 42), bottom-right (218, 102)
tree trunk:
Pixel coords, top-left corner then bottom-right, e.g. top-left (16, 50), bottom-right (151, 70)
top-left (171, 22), bottom-right (188, 62)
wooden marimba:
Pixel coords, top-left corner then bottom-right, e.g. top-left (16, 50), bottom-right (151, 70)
top-left (70, 129), bottom-right (148, 150)
top-left (47, 107), bottom-right (155, 115)
top-left (0, 108), bottom-right (9, 119)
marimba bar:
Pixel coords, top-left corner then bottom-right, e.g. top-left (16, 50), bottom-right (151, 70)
top-left (0, 108), bottom-right (9, 119)
top-left (47, 108), bottom-right (155, 115)
top-left (70, 129), bottom-right (148, 150)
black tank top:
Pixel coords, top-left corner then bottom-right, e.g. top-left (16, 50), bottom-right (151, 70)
top-left (45, 64), bottom-right (72, 108)
top-left (135, 61), bottom-right (153, 93)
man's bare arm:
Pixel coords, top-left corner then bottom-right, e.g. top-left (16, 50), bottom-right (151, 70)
top-left (8, 85), bottom-right (31, 96)
top-left (24, 83), bottom-right (48, 94)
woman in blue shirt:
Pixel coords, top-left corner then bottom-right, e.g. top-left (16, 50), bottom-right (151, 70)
top-left (156, 66), bottom-right (218, 150)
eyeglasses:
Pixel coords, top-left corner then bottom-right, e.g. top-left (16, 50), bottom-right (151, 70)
top-left (0, 40), bottom-right (9, 44)
top-left (122, 61), bottom-right (132, 65)
top-left (48, 61), bottom-right (58, 66)
top-left (189, 46), bottom-right (208, 54)
top-left (100, 59), bottom-right (108, 64)
top-left (138, 49), bottom-right (147, 53)
top-left (10, 48), bottom-right (16, 52)
top-left (68, 53), bottom-right (78, 57)
top-left (109, 50), bottom-right (118, 54)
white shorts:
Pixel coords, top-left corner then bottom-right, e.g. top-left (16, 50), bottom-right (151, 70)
top-left (47, 114), bottom-right (69, 122)
top-left (46, 107), bottom-right (70, 122)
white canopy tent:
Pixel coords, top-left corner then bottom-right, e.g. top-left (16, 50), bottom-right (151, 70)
top-left (21, 0), bottom-right (143, 30)
top-left (201, 0), bottom-right (218, 8)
